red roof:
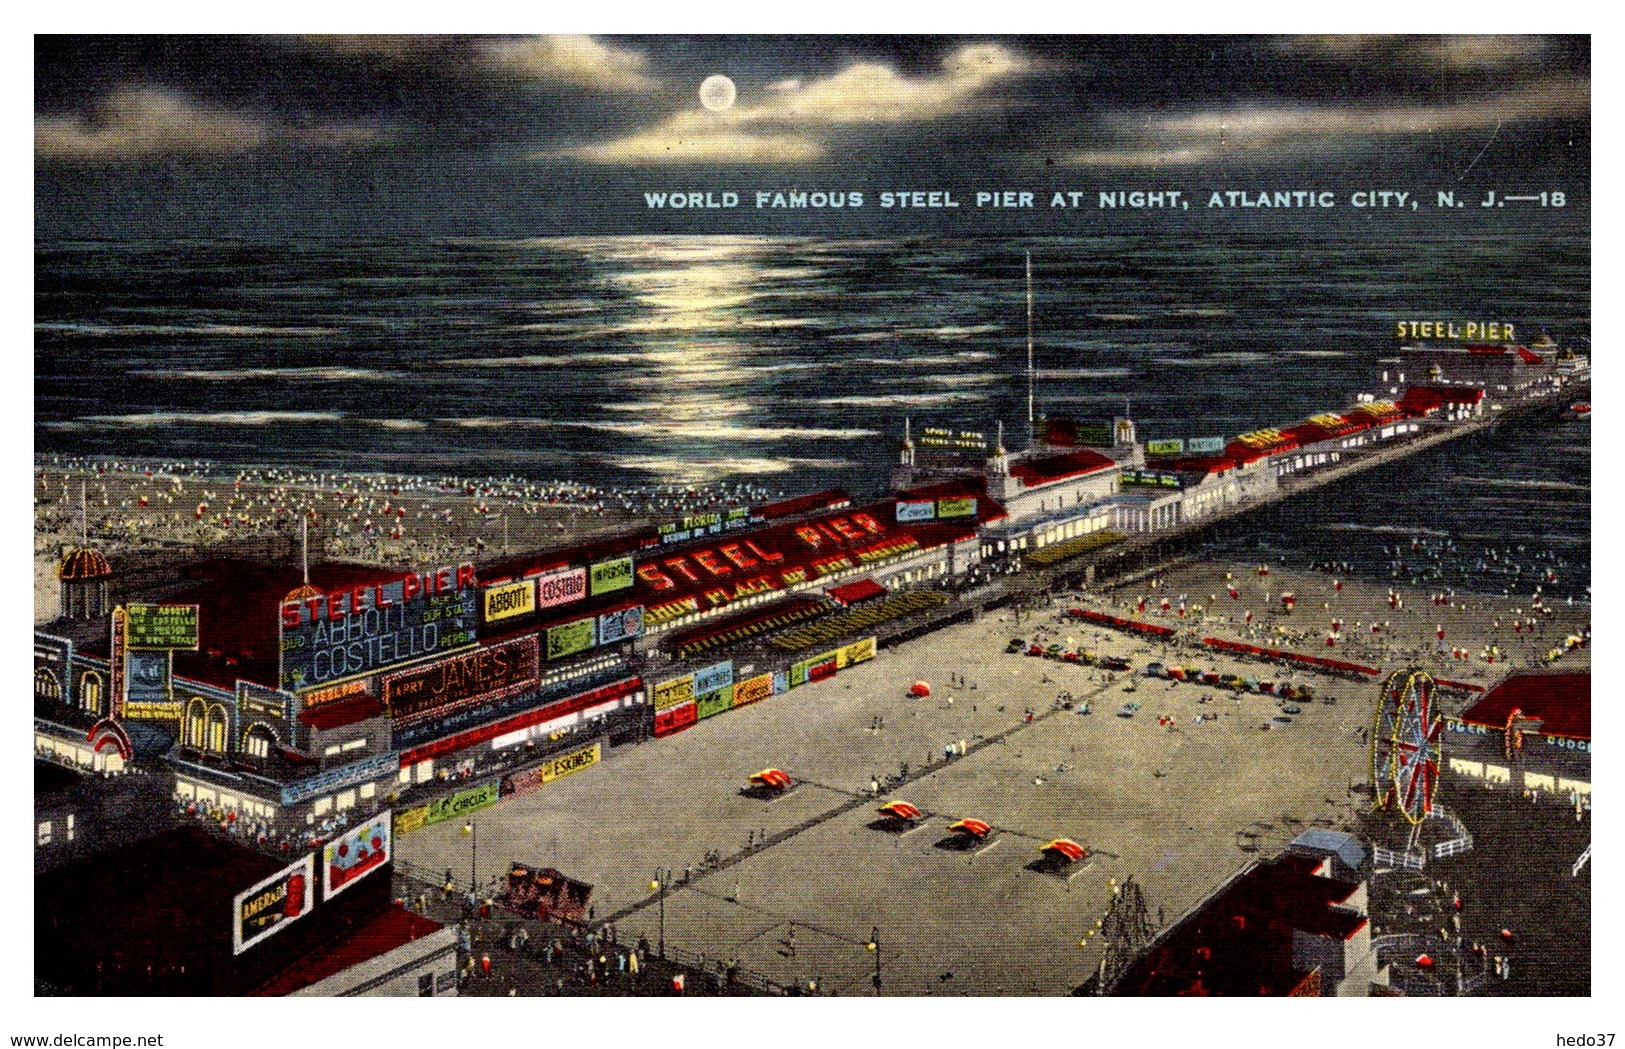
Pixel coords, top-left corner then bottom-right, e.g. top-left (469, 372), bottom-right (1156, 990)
top-left (251, 905), bottom-right (446, 996)
top-left (1009, 448), bottom-right (1118, 487)
top-left (1459, 671), bottom-right (1590, 741)
top-left (299, 692), bottom-right (384, 730)
top-left (827, 577), bottom-right (889, 605)
top-left (893, 476), bottom-right (1009, 523)
top-left (1144, 455), bottom-right (1238, 477)
top-left (757, 489), bottom-right (853, 520)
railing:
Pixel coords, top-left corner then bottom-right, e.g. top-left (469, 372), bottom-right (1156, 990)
top-left (1371, 846), bottom-right (1425, 871)
top-left (1573, 842), bottom-right (1591, 878)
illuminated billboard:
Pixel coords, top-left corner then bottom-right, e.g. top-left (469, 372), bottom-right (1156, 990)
top-left (535, 566), bottom-right (589, 609)
top-left (1187, 436), bottom-right (1226, 454)
top-left (123, 649), bottom-right (177, 720)
top-left (279, 564), bottom-right (478, 692)
top-left (693, 660), bottom-right (734, 695)
top-left (233, 854), bottom-right (314, 956)
top-left (696, 687), bottom-right (734, 720)
top-left (895, 500), bottom-right (935, 523)
top-left (546, 617), bottom-right (597, 660)
top-left (124, 603), bottom-right (200, 650)
top-left (597, 605), bottom-right (644, 644)
top-left (425, 783), bottom-right (498, 826)
top-left (482, 580), bottom-right (535, 623)
top-left (589, 557), bottom-right (634, 595)
top-left (383, 635), bottom-right (540, 723)
top-left (323, 810), bottom-right (392, 900)
top-left (733, 673), bottom-right (773, 707)
top-left (1145, 438), bottom-right (1186, 456)
top-left (652, 674), bottom-right (694, 710)
top-left (936, 497), bottom-right (977, 519)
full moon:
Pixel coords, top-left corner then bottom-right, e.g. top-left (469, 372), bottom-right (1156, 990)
top-left (698, 74), bottom-right (737, 112)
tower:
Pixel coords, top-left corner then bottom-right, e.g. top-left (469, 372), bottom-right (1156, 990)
top-left (58, 482), bottom-right (112, 620)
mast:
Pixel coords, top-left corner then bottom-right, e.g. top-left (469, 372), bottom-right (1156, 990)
top-left (1025, 251), bottom-right (1036, 446)
top-left (300, 514), bottom-right (310, 585)
top-left (79, 481), bottom-right (88, 546)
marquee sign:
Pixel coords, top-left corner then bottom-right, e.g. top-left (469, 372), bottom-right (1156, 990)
top-left (589, 557), bottom-right (634, 596)
top-left (535, 566), bottom-right (588, 610)
top-left (233, 854), bottom-right (314, 956)
top-left (546, 617), bottom-right (597, 660)
top-left (895, 500), bottom-right (935, 523)
top-left (597, 605), bottom-right (644, 644)
top-left (124, 604), bottom-right (200, 650)
top-left (1186, 436), bottom-right (1226, 454)
top-left (279, 564), bottom-right (478, 692)
top-left (123, 649), bottom-right (178, 720)
top-left (1145, 438), bottom-right (1185, 456)
top-left (482, 580), bottom-right (535, 624)
top-left (1394, 320), bottom-right (1514, 341)
top-left (383, 635), bottom-right (540, 724)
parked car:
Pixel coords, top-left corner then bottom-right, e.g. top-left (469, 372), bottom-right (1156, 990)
top-left (1007, 637), bottom-right (1027, 654)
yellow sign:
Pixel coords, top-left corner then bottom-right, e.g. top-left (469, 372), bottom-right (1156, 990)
top-left (733, 673), bottom-right (773, 706)
top-left (841, 637), bottom-right (877, 667)
top-left (1395, 321), bottom-right (1514, 342)
top-left (394, 805), bottom-right (429, 836)
top-left (483, 580), bottom-right (536, 623)
top-left (123, 701), bottom-right (183, 720)
top-left (652, 674), bottom-right (695, 710)
top-left (541, 742), bottom-right (600, 783)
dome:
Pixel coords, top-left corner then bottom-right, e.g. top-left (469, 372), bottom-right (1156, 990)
top-left (59, 546), bottom-right (112, 581)
top-left (283, 582), bottom-right (324, 604)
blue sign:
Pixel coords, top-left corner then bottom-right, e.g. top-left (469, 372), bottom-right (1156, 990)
top-left (772, 670), bottom-right (789, 695)
top-left (282, 751), bottom-right (401, 805)
top-left (280, 578), bottom-right (478, 692)
top-left (125, 650), bottom-right (170, 706)
top-left (598, 606), bottom-right (645, 644)
top-left (694, 660), bottom-right (734, 695)
top-left (895, 500), bottom-right (935, 523)
top-left (1187, 436), bottom-right (1226, 454)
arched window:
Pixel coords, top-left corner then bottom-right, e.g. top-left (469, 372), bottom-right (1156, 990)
top-left (205, 706), bottom-right (229, 753)
top-left (242, 724), bottom-right (277, 759)
top-left (34, 668), bottom-right (62, 703)
top-left (186, 699), bottom-right (208, 748)
top-left (79, 671), bottom-right (103, 715)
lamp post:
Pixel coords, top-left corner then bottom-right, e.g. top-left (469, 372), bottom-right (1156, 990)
top-left (867, 926), bottom-right (882, 993)
top-left (461, 820), bottom-right (477, 893)
top-left (649, 869), bottom-right (671, 959)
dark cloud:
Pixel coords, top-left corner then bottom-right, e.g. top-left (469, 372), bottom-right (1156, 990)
top-left (34, 34), bottom-right (1589, 235)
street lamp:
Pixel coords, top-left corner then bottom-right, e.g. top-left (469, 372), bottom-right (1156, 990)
top-left (867, 926), bottom-right (882, 992)
top-left (648, 869), bottom-right (671, 959)
top-left (461, 820), bottom-right (477, 893)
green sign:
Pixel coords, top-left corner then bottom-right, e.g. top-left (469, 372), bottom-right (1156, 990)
top-left (1145, 438), bottom-right (1185, 456)
top-left (936, 497), bottom-right (977, 519)
top-left (789, 660), bottom-right (811, 688)
top-left (589, 557), bottom-right (634, 595)
top-left (546, 617), bottom-right (597, 660)
top-left (696, 686), bottom-right (735, 720)
top-left (425, 783), bottom-right (498, 826)
top-left (1074, 423), bottom-right (1114, 447)
top-left (125, 604), bottom-right (200, 650)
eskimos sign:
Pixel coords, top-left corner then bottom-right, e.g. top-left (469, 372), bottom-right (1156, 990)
top-left (279, 564), bottom-right (478, 691)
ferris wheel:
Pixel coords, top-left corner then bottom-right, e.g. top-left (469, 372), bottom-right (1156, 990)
top-left (1371, 669), bottom-right (1443, 825)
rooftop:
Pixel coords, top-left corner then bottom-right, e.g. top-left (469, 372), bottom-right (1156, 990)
top-left (1458, 670), bottom-right (1591, 741)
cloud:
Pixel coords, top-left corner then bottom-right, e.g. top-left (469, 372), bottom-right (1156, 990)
top-left (560, 112), bottom-right (825, 164)
top-left (556, 42), bottom-right (1032, 165)
top-left (479, 35), bottom-right (658, 92)
top-left (1065, 77), bottom-right (1589, 167)
top-left (35, 87), bottom-right (385, 160)
top-left (1278, 34), bottom-right (1554, 71)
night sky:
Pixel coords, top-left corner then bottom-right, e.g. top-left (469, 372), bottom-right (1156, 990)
top-left (34, 34), bottom-right (1590, 237)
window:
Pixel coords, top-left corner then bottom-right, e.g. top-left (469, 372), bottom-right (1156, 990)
top-left (34, 668), bottom-right (63, 703)
top-left (313, 796), bottom-right (333, 816)
top-left (418, 972), bottom-right (435, 997)
top-left (341, 738), bottom-right (368, 753)
top-left (65, 814), bottom-right (75, 841)
top-left (359, 782), bottom-right (377, 800)
top-left (336, 789), bottom-right (357, 811)
top-left (399, 767), bottom-right (412, 785)
top-left (324, 744), bottom-right (343, 757)
top-left (79, 672), bottom-right (103, 714)
top-left (37, 821), bottom-right (52, 846)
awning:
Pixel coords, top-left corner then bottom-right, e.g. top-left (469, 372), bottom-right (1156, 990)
top-left (878, 801), bottom-right (923, 822)
top-left (1040, 838), bottom-right (1087, 863)
top-left (826, 577), bottom-right (888, 606)
top-left (749, 769), bottom-right (792, 790)
top-left (947, 818), bottom-right (991, 838)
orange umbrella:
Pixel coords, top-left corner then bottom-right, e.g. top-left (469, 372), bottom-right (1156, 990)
top-left (878, 801), bottom-right (923, 822)
top-left (1040, 838), bottom-right (1087, 863)
top-left (910, 681), bottom-right (931, 697)
top-left (749, 769), bottom-right (792, 790)
top-left (947, 818), bottom-right (991, 838)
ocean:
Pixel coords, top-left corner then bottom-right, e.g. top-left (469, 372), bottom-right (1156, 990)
top-left (34, 233), bottom-right (1590, 598)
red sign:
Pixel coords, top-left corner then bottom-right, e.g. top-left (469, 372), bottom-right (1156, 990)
top-left (654, 701), bottom-right (697, 737)
top-left (384, 635), bottom-right (540, 723)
